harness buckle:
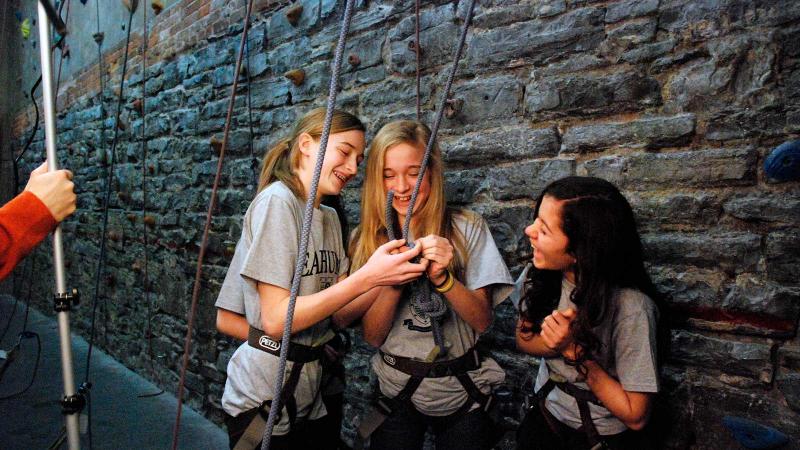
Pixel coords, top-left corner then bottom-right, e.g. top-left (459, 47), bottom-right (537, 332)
top-left (258, 399), bottom-right (281, 421)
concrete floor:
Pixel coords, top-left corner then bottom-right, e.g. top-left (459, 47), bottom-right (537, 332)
top-left (0, 294), bottom-right (228, 450)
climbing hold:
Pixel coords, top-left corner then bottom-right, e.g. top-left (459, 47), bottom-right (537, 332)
top-left (92, 31), bottom-right (104, 44)
top-left (408, 40), bottom-right (423, 55)
top-left (21, 18), bottom-right (31, 39)
top-left (108, 230), bottom-right (122, 242)
top-left (764, 140), bottom-right (800, 182)
top-left (143, 216), bottom-right (156, 227)
top-left (285, 4), bottom-right (303, 26)
top-left (284, 68), bottom-right (305, 86)
top-left (61, 43), bottom-right (71, 59)
top-left (151, 0), bottom-right (164, 15)
top-left (444, 98), bottom-right (464, 119)
top-left (722, 416), bottom-right (788, 449)
top-left (117, 119), bottom-right (127, 131)
top-left (127, 213), bottom-right (138, 223)
top-left (122, 0), bottom-right (140, 13)
top-left (132, 98), bottom-right (144, 115)
top-left (105, 274), bottom-right (116, 287)
top-left (80, 0), bottom-right (87, 5)
top-left (348, 54), bottom-right (361, 67)
top-left (148, 164), bottom-right (155, 174)
top-left (224, 245), bottom-right (236, 258)
top-left (210, 136), bottom-right (223, 155)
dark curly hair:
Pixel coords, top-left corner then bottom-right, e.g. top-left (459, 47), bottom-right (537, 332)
top-left (518, 176), bottom-right (663, 370)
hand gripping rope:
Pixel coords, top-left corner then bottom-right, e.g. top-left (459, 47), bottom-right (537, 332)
top-left (383, 0), bottom-right (477, 360)
top-left (260, 1), bottom-right (356, 448)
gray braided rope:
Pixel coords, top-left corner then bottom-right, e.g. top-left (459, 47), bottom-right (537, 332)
top-left (261, 0), bottom-right (355, 448)
top-left (385, 191), bottom-right (447, 353)
top-left (400, 0), bottom-right (477, 239)
top-left (385, 0), bottom-right (477, 358)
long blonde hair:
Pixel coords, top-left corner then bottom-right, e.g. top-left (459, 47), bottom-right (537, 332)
top-left (349, 120), bottom-right (470, 277)
top-left (258, 108), bottom-right (365, 198)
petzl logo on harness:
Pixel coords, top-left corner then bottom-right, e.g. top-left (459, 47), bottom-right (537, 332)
top-left (383, 354), bottom-right (396, 366)
top-left (259, 336), bottom-right (281, 352)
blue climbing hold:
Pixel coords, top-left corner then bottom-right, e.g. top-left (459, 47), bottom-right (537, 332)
top-left (764, 140), bottom-right (800, 182)
top-left (722, 416), bottom-right (789, 449)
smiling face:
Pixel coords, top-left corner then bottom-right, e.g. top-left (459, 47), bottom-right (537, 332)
top-left (525, 195), bottom-right (576, 278)
top-left (382, 141), bottom-right (430, 224)
top-left (299, 129), bottom-right (366, 198)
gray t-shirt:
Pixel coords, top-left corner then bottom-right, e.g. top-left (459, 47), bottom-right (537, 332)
top-left (534, 278), bottom-right (660, 435)
top-left (216, 181), bottom-right (349, 435)
top-left (371, 213), bottom-right (514, 416)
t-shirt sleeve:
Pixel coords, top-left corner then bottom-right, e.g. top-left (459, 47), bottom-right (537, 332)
top-left (613, 297), bottom-right (660, 393)
top-left (215, 237), bottom-right (248, 314)
top-left (240, 194), bottom-right (299, 290)
top-left (461, 216), bottom-right (514, 307)
top-left (331, 211), bottom-right (350, 278)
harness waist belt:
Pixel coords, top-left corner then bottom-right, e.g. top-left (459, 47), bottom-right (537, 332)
top-left (379, 348), bottom-right (480, 378)
top-left (247, 326), bottom-right (325, 363)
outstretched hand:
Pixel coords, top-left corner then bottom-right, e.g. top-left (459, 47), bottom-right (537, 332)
top-left (24, 162), bottom-right (76, 222)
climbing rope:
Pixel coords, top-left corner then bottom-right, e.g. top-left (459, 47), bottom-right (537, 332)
top-left (84, 4), bottom-right (138, 447)
top-left (170, 0), bottom-right (257, 448)
top-left (136, 0), bottom-right (164, 400)
top-left (242, 5), bottom-right (258, 187)
top-left (384, 0), bottom-right (477, 358)
top-left (415, 0), bottom-right (421, 120)
top-left (261, 1), bottom-right (356, 448)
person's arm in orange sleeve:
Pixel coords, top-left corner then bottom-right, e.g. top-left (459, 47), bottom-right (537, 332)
top-left (0, 162), bottom-right (76, 281)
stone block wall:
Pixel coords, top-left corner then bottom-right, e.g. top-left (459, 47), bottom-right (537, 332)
top-left (8, 0), bottom-right (800, 448)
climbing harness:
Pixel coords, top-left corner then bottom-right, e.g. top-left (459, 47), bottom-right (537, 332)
top-left (259, 1), bottom-right (356, 448)
top-left (356, 0), bottom-right (479, 446)
top-left (171, 0), bottom-right (257, 448)
top-left (229, 327), bottom-right (331, 450)
top-left (535, 373), bottom-right (607, 450)
top-left (356, 347), bottom-right (493, 449)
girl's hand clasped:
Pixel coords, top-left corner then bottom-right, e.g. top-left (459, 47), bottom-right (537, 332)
top-left (416, 234), bottom-right (454, 286)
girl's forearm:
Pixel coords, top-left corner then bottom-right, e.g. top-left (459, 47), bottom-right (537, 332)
top-left (332, 285), bottom-right (383, 329)
top-left (442, 281), bottom-right (492, 333)
top-left (583, 360), bottom-right (652, 430)
top-left (361, 286), bottom-right (403, 347)
top-left (261, 270), bottom-right (372, 337)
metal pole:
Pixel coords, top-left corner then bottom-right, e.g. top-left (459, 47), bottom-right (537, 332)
top-left (37, 2), bottom-right (80, 449)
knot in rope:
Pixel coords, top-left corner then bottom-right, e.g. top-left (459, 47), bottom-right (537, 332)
top-left (385, 190), bottom-right (448, 356)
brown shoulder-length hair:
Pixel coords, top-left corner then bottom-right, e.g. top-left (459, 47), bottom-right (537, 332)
top-left (258, 107), bottom-right (365, 198)
top-left (349, 120), bottom-right (471, 278)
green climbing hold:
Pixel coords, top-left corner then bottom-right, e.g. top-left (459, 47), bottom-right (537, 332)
top-left (21, 18), bottom-right (31, 39)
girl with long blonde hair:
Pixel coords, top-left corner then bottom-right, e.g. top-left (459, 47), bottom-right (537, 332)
top-left (340, 120), bottom-right (513, 450)
top-left (214, 109), bottom-right (427, 450)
